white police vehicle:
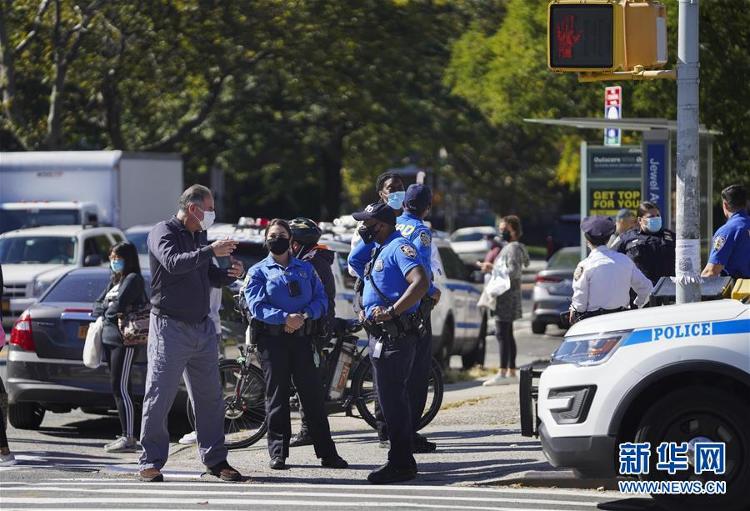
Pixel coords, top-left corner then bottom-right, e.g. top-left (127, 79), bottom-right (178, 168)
top-left (521, 297), bottom-right (750, 510)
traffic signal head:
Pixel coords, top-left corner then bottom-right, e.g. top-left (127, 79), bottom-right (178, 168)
top-left (548, 0), bottom-right (668, 73)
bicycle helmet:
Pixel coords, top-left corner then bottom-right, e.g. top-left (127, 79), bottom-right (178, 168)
top-left (289, 217), bottom-right (322, 246)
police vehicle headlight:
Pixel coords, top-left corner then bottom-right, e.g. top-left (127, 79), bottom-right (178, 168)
top-left (551, 330), bottom-right (631, 366)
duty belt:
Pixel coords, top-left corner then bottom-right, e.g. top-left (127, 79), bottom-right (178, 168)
top-left (363, 312), bottom-right (423, 340)
top-left (570, 307), bottom-right (626, 325)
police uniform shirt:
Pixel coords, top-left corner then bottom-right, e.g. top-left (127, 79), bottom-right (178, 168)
top-left (362, 231), bottom-right (422, 318)
top-left (396, 211), bottom-right (437, 295)
top-left (348, 232), bottom-right (375, 280)
top-left (708, 210), bottom-right (750, 278)
top-left (243, 255), bottom-right (328, 325)
top-left (615, 228), bottom-right (676, 285)
top-left (571, 246), bottom-right (653, 312)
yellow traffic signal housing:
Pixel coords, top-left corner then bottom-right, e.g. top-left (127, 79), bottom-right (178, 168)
top-left (548, 0), bottom-right (668, 73)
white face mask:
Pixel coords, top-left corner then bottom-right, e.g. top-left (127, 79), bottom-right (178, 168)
top-left (194, 207), bottom-right (215, 231)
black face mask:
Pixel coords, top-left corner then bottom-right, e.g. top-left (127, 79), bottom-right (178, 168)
top-left (267, 237), bottom-right (290, 255)
top-left (501, 230), bottom-right (512, 242)
top-left (358, 224), bottom-right (378, 244)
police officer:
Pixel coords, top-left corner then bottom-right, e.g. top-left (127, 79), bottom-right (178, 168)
top-left (702, 184), bottom-right (750, 279)
top-left (570, 216), bottom-right (653, 325)
top-left (243, 219), bottom-right (348, 471)
top-left (396, 184), bottom-right (441, 453)
top-left (613, 202), bottom-right (675, 286)
top-left (349, 202), bottom-right (429, 484)
top-left (287, 217), bottom-right (336, 448)
top-left (608, 208), bottom-right (637, 249)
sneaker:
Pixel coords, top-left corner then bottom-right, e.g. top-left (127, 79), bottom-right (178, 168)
top-left (289, 431), bottom-right (313, 448)
top-left (0, 453), bottom-right (17, 466)
top-left (482, 372), bottom-right (507, 386)
top-left (104, 436), bottom-right (138, 453)
top-left (178, 431), bottom-right (198, 445)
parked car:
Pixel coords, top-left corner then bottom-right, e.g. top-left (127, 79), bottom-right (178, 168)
top-left (123, 224), bottom-right (153, 269)
top-left (432, 239), bottom-right (488, 369)
top-left (545, 214), bottom-right (581, 260)
top-left (5, 267), bottom-right (188, 430)
top-left (0, 225), bottom-right (126, 330)
top-left (449, 226), bottom-right (498, 267)
top-left (531, 246), bottom-right (582, 335)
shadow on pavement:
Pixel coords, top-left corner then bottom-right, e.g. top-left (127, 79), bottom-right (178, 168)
top-left (598, 497), bottom-right (665, 510)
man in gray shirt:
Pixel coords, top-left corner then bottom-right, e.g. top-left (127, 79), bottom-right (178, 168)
top-left (139, 185), bottom-right (244, 482)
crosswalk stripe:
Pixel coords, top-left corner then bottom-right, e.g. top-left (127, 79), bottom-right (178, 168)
top-left (2, 480), bottom-right (616, 499)
top-left (0, 498), bottom-right (588, 511)
top-left (0, 487), bottom-right (601, 507)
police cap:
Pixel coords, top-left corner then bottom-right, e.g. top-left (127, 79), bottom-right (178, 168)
top-left (352, 202), bottom-right (397, 226)
top-left (404, 184), bottom-right (432, 213)
top-left (581, 215), bottom-right (615, 237)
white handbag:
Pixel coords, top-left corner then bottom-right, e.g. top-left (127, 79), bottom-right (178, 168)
top-left (486, 263), bottom-right (511, 298)
top-left (83, 316), bottom-right (104, 368)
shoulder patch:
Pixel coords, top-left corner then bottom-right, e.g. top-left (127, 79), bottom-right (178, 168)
top-left (574, 265), bottom-right (584, 281)
top-left (399, 244), bottom-right (417, 259)
top-left (713, 235), bottom-right (726, 251)
top-left (419, 230), bottom-right (431, 247)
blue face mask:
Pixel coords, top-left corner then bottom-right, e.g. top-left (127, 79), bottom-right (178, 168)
top-left (386, 191), bottom-right (405, 210)
top-left (110, 259), bottom-right (125, 273)
top-left (644, 216), bottom-right (662, 233)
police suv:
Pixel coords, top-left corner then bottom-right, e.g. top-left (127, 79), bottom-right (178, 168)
top-left (521, 298), bottom-right (750, 511)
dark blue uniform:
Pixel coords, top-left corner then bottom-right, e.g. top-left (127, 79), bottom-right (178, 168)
top-left (244, 255), bottom-right (339, 461)
top-left (614, 228), bottom-right (676, 285)
top-left (356, 231), bottom-right (422, 470)
top-left (396, 211), bottom-right (436, 439)
top-left (708, 210), bottom-right (750, 278)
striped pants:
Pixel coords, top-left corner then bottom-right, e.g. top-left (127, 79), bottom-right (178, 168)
top-left (105, 344), bottom-right (138, 438)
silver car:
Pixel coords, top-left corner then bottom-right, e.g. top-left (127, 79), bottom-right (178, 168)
top-left (531, 247), bottom-right (581, 335)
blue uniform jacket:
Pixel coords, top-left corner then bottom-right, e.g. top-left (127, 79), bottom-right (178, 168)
top-left (396, 211), bottom-right (437, 295)
top-left (362, 231), bottom-right (422, 319)
top-left (708, 210), bottom-right (750, 278)
top-left (243, 255), bottom-right (328, 325)
top-left (348, 236), bottom-right (374, 280)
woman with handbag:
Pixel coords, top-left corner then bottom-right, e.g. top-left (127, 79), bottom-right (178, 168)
top-left (93, 242), bottom-right (146, 453)
top-left (483, 216), bottom-right (529, 386)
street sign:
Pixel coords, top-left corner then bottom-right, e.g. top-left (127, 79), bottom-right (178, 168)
top-left (642, 129), bottom-right (671, 228)
top-left (604, 86), bottom-right (622, 146)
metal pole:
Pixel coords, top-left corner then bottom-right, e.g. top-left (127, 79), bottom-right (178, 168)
top-left (675, 0), bottom-right (701, 303)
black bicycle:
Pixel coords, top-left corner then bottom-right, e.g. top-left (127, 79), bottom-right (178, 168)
top-left (187, 318), bottom-right (445, 449)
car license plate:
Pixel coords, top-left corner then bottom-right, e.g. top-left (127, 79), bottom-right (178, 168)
top-left (1, 298), bottom-right (9, 314)
top-left (78, 325), bottom-right (89, 340)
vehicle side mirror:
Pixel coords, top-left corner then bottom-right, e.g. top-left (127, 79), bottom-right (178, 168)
top-left (84, 254), bottom-right (102, 267)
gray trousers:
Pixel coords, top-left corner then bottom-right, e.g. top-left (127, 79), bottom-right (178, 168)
top-left (138, 314), bottom-right (227, 471)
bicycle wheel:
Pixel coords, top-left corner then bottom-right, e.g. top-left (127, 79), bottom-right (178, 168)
top-left (351, 355), bottom-right (444, 431)
top-left (186, 359), bottom-right (268, 450)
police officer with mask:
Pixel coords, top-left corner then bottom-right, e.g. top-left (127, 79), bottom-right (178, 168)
top-left (349, 202), bottom-right (429, 484)
top-left (702, 184), bottom-right (750, 279)
top-left (243, 219), bottom-right (348, 471)
top-left (570, 216), bottom-right (653, 325)
top-left (287, 217), bottom-right (336, 448)
top-left (613, 201), bottom-right (675, 285)
top-left (395, 184), bottom-right (441, 453)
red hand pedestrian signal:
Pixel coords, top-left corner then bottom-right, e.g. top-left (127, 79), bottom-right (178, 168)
top-left (555, 15), bottom-right (582, 60)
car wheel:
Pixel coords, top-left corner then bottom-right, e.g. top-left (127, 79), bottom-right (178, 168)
top-left (531, 320), bottom-right (546, 335)
top-left (634, 386), bottom-right (750, 511)
top-left (437, 317), bottom-right (454, 369)
top-left (9, 402), bottom-right (46, 430)
top-left (462, 313), bottom-right (487, 369)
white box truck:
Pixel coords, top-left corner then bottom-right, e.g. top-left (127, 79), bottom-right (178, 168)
top-left (0, 151), bottom-right (184, 233)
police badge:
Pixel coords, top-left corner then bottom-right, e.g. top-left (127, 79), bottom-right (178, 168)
top-left (399, 244), bottom-right (417, 258)
top-left (419, 231), bottom-right (431, 247)
top-left (713, 235), bottom-right (726, 251)
top-left (374, 259), bottom-right (384, 271)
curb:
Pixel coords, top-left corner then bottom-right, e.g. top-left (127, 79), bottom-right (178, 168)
top-left (479, 470), bottom-right (622, 491)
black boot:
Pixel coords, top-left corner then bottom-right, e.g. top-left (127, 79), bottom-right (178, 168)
top-left (290, 430), bottom-right (314, 448)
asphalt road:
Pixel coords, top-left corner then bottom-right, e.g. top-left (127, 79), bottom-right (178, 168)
top-left (0, 292), bottom-right (661, 510)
